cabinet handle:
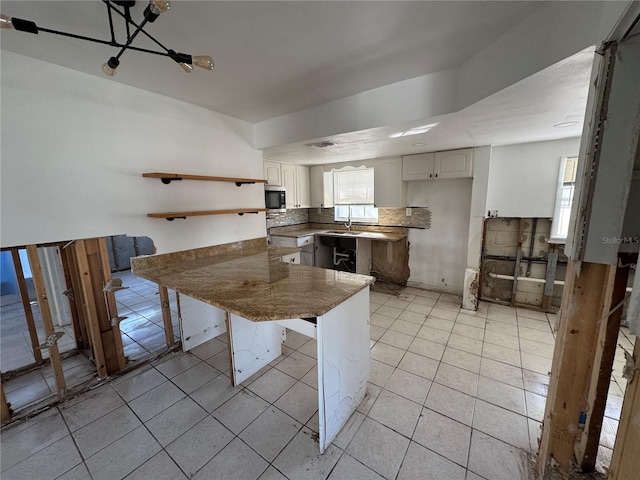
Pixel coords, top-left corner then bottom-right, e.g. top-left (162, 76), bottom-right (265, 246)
top-left (435, 173), bottom-right (438, 178)
top-left (429, 174), bottom-right (433, 178)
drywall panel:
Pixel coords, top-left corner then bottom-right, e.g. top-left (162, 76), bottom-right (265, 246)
top-left (486, 138), bottom-right (581, 218)
top-left (407, 178), bottom-right (472, 294)
top-left (0, 52), bottom-right (265, 253)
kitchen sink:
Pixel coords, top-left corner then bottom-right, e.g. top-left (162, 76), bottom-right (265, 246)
top-left (326, 230), bottom-right (358, 235)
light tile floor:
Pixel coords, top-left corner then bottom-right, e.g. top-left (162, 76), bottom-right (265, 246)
top-left (1, 287), bottom-right (635, 479)
top-left (2, 270), bottom-right (178, 414)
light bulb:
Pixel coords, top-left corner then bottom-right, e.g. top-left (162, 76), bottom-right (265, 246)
top-left (192, 55), bottom-right (214, 70)
top-left (0, 13), bottom-right (13, 29)
top-left (148, 0), bottom-right (170, 15)
top-left (179, 62), bottom-right (193, 73)
top-left (101, 57), bottom-right (119, 77)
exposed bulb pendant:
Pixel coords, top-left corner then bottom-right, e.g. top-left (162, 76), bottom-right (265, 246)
top-left (0, 13), bottom-right (12, 28)
top-left (193, 55), bottom-right (214, 70)
top-left (101, 57), bottom-right (120, 76)
top-left (0, 1), bottom-right (214, 78)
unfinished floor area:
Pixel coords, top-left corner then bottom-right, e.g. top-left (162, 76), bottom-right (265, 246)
top-left (1, 288), bottom-right (633, 480)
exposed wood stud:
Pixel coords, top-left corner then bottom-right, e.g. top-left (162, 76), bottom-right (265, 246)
top-left (25, 245), bottom-right (67, 397)
top-left (98, 237), bottom-right (127, 372)
top-left (608, 337), bottom-right (640, 479)
top-left (158, 285), bottom-right (175, 347)
top-left (575, 253), bottom-right (633, 471)
top-left (58, 245), bottom-right (85, 350)
top-left (10, 249), bottom-right (43, 364)
top-left (73, 240), bottom-right (108, 378)
top-left (538, 260), bottom-right (617, 476)
top-left (1, 385), bottom-right (11, 425)
top-left (510, 218), bottom-right (525, 306)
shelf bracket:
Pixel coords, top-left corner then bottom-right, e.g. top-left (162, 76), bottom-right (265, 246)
top-left (161, 177), bottom-right (182, 184)
top-left (235, 181), bottom-right (256, 187)
top-left (165, 216), bottom-right (187, 221)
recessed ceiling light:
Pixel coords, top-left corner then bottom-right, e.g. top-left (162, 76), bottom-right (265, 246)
top-left (553, 121), bottom-right (579, 128)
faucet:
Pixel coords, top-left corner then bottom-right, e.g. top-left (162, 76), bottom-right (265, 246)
top-left (344, 214), bottom-right (352, 231)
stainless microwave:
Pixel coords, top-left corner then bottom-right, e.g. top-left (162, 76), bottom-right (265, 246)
top-left (265, 186), bottom-right (286, 212)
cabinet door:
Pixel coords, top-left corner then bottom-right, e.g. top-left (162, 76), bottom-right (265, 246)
top-left (264, 160), bottom-right (282, 186)
top-left (281, 163), bottom-right (297, 208)
top-left (402, 153), bottom-right (435, 180)
top-left (374, 158), bottom-right (406, 207)
top-left (434, 148), bottom-right (473, 178)
top-left (296, 165), bottom-right (311, 208)
top-left (310, 166), bottom-right (334, 208)
top-left (178, 293), bottom-right (227, 352)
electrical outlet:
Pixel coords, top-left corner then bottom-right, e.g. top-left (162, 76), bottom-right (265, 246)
top-left (406, 207), bottom-right (412, 216)
top-left (488, 210), bottom-right (498, 218)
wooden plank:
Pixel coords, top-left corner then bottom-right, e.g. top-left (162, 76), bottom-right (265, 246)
top-left (26, 245), bottom-right (67, 397)
top-left (158, 286), bottom-right (175, 347)
top-left (72, 240), bottom-right (108, 378)
top-left (510, 218), bottom-right (524, 306)
top-left (10, 249), bottom-right (43, 364)
top-left (142, 172), bottom-right (267, 184)
top-left (64, 245), bottom-right (90, 351)
top-left (576, 254), bottom-right (633, 470)
top-left (1, 385), bottom-right (11, 425)
top-left (147, 208), bottom-right (268, 219)
top-left (58, 245), bottom-right (85, 350)
top-left (608, 337), bottom-right (640, 479)
top-left (98, 237), bottom-right (127, 372)
top-left (84, 239), bottom-right (120, 374)
top-left (538, 260), bottom-right (616, 476)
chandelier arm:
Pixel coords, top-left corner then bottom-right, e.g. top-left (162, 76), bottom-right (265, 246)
top-left (104, 0), bottom-right (116, 44)
top-left (104, 0), bottom-right (171, 54)
top-left (35, 26), bottom-right (172, 58)
top-left (112, 16), bottom-right (150, 61)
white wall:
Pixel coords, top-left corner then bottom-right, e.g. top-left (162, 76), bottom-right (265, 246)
top-left (0, 52), bottom-right (266, 253)
top-left (407, 178), bottom-right (473, 294)
top-left (486, 137), bottom-right (581, 218)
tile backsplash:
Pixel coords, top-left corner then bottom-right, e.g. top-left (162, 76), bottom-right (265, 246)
top-left (266, 208), bottom-right (309, 228)
top-left (309, 207), bottom-right (431, 229)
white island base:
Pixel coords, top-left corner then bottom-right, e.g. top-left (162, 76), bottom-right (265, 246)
top-left (179, 288), bottom-right (371, 454)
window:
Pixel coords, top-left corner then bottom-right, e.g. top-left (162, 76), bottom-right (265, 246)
top-left (333, 167), bottom-right (378, 223)
top-left (551, 156), bottom-right (578, 239)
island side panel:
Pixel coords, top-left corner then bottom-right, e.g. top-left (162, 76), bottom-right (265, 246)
top-left (228, 313), bottom-right (284, 385)
top-left (317, 287), bottom-right (370, 453)
top-left (178, 293), bottom-right (227, 351)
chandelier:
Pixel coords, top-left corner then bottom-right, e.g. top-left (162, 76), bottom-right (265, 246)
top-left (0, 0), bottom-right (214, 76)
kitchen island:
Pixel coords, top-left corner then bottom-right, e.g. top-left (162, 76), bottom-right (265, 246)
top-left (131, 237), bottom-right (374, 453)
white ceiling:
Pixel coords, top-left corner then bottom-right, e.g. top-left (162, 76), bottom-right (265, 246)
top-left (1, 1), bottom-right (595, 163)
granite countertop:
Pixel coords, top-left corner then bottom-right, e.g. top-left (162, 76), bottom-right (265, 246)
top-left (270, 227), bottom-right (408, 242)
top-left (131, 238), bottom-right (375, 321)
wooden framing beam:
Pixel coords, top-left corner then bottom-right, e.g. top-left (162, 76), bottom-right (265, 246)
top-left (538, 260), bottom-right (617, 476)
top-left (58, 244), bottom-right (85, 351)
top-left (10, 249), bottom-right (43, 365)
top-left (158, 285), bottom-right (175, 347)
top-left (25, 245), bottom-right (67, 397)
top-left (72, 240), bottom-right (109, 378)
top-left (575, 253), bottom-right (633, 470)
top-left (98, 238), bottom-right (127, 371)
top-left (510, 218), bottom-right (525, 306)
top-left (608, 336), bottom-right (640, 479)
top-left (1, 385), bottom-right (11, 425)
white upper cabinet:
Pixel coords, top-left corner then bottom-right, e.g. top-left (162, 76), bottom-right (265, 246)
top-left (402, 148), bottom-right (473, 180)
top-left (280, 163), bottom-right (310, 208)
top-left (310, 166), bottom-right (334, 208)
top-left (296, 165), bottom-right (310, 208)
top-left (434, 148), bottom-right (473, 178)
top-left (402, 153), bottom-right (435, 181)
top-left (374, 158), bottom-right (406, 207)
top-left (264, 160), bottom-right (282, 186)
top-left (281, 163), bottom-right (297, 208)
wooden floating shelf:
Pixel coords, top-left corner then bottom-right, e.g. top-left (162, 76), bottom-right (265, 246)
top-left (143, 172), bottom-right (268, 186)
top-left (148, 208), bottom-right (268, 221)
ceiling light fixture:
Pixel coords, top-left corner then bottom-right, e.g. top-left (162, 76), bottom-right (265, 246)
top-left (553, 121), bottom-right (579, 128)
top-left (0, 1), bottom-right (214, 77)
